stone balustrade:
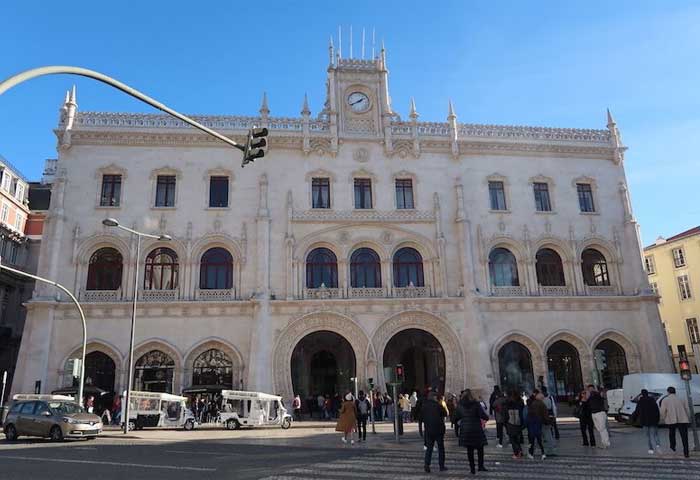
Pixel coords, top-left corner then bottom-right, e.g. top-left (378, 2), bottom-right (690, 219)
top-left (195, 288), bottom-right (236, 301)
top-left (80, 289), bottom-right (121, 302)
top-left (140, 289), bottom-right (178, 302)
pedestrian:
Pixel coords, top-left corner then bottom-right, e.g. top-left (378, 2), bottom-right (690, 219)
top-left (574, 390), bottom-right (595, 447)
top-left (660, 386), bottom-right (690, 458)
top-left (454, 389), bottom-right (489, 475)
top-left (355, 390), bottom-right (371, 442)
top-left (541, 386), bottom-right (559, 440)
top-left (415, 392), bottom-right (425, 440)
top-left (373, 391), bottom-right (383, 422)
top-left (336, 393), bottom-right (357, 445)
top-left (112, 395), bottom-right (122, 426)
top-left (588, 385), bottom-right (610, 449)
top-left (422, 391), bottom-right (448, 473)
top-left (400, 394), bottom-right (412, 423)
top-left (292, 394), bottom-right (302, 422)
top-left (505, 390), bottom-right (525, 459)
top-left (492, 390), bottom-right (507, 448)
top-left (631, 389), bottom-right (661, 454)
top-left (85, 395), bottom-right (95, 414)
top-left (410, 391), bottom-right (419, 421)
top-left (488, 385), bottom-right (501, 417)
top-left (317, 394), bottom-right (325, 420)
top-left (526, 391), bottom-right (547, 460)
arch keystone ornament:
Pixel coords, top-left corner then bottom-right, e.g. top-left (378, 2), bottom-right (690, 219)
top-left (273, 312), bottom-right (371, 401)
top-left (372, 311), bottom-right (465, 395)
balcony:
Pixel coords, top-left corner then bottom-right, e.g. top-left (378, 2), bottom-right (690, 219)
top-left (195, 288), bottom-right (236, 301)
top-left (140, 289), bottom-right (178, 302)
top-left (585, 285), bottom-right (617, 296)
top-left (304, 286), bottom-right (341, 299)
top-left (490, 286), bottom-right (527, 297)
top-left (81, 289), bottom-right (121, 302)
top-left (393, 285), bottom-right (430, 298)
top-left (348, 287), bottom-right (386, 298)
top-left (538, 286), bottom-right (570, 297)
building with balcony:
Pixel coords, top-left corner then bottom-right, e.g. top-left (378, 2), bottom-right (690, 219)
top-left (11, 41), bottom-right (672, 406)
top-left (644, 226), bottom-right (700, 372)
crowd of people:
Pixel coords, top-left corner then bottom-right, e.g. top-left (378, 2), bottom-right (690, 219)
top-left (293, 382), bottom-right (695, 475)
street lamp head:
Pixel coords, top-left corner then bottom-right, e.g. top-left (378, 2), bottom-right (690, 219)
top-left (158, 234), bottom-right (172, 241)
top-left (102, 218), bottom-right (119, 227)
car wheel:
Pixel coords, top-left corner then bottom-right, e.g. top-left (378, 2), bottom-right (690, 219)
top-left (281, 417), bottom-right (292, 430)
top-left (49, 425), bottom-right (64, 442)
top-left (4, 424), bottom-right (18, 441)
top-left (183, 419), bottom-right (195, 431)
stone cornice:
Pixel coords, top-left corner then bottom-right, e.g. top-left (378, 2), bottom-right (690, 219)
top-left (474, 294), bottom-right (654, 312)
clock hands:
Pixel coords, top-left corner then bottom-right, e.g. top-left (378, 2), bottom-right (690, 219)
top-left (350, 98), bottom-right (365, 106)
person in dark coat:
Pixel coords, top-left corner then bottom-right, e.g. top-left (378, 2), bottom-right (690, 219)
top-left (574, 390), bottom-right (595, 447)
top-left (454, 389), bottom-right (489, 474)
top-left (526, 392), bottom-right (548, 459)
top-left (505, 390), bottom-right (525, 459)
top-left (632, 389), bottom-right (661, 454)
top-left (422, 391), bottom-right (447, 473)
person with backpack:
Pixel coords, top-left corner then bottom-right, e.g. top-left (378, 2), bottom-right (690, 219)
top-left (422, 391), bottom-right (448, 473)
top-left (505, 390), bottom-right (526, 459)
top-left (631, 389), bottom-right (661, 454)
top-left (355, 390), bottom-right (371, 442)
top-left (492, 391), bottom-right (508, 448)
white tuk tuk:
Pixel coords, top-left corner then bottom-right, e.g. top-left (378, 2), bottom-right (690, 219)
top-left (219, 390), bottom-right (292, 430)
top-left (122, 391), bottom-right (196, 430)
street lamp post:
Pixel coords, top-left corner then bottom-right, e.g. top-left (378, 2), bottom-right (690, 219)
top-left (101, 218), bottom-right (171, 434)
top-left (0, 258), bottom-right (87, 406)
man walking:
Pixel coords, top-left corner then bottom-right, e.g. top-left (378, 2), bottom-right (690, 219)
top-left (588, 385), bottom-right (610, 448)
top-left (632, 389), bottom-right (661, 454)
top-left (355, 390), bottom-right (371, 442)
top-left (492, 390), bottom-right (507, 448)
top-left (541, 386), bottom-right (559, 440)
top-left (422, 391), bottom-right (448, 473)
top-left (660, 386), bottom-right (690, 458)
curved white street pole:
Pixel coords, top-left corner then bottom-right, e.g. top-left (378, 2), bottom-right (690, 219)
top-left (0, 260), bottom-right (87, 407)
top-left (0, 66), bottom-right (245, 151)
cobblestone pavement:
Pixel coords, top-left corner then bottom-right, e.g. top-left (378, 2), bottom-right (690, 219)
top-left (1, 418), bottom-right (699, 479)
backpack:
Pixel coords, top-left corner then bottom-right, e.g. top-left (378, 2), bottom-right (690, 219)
top-left (507, 408), bottom-right (521, 426)
top-left (358, 399), bottom-right (369, 416)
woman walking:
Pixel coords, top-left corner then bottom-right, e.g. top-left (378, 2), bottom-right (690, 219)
top-left (505, 390), bottom-right (525, 459)
top-left (526, 392), bottom-right (548, 459)
top-left (336, 393), bottom-right (357, 444)
top-left (454, 389), bottom-right (489, 475)
top-left (575, 390), bottom-right (595, 447)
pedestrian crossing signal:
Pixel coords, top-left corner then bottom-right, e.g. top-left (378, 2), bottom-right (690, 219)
top-left (395, 364), bottom-right (404, 384)
top-left (680, 360), bottom-right (692, 381)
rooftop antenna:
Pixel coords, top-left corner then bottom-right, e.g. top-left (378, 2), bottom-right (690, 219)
top-left (362, 28), bottom-right (365, 59)
top-left (350, 25), bottom-right (353, 58)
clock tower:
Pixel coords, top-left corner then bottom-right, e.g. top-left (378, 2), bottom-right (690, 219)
top-left (324, 38), bottom-right (395, 146)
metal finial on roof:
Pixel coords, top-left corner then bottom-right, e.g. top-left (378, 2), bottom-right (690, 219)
top-left (448, 99), bottom-right (456, 119)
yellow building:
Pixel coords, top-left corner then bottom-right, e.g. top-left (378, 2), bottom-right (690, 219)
top-left (644, 226), bottom-right (700, 372)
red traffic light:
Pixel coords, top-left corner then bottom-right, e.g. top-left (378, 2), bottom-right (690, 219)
top-left (680, 361), bottom-right (690, 371)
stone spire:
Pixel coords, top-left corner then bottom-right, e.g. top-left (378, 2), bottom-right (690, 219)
top-left (447, 99), bottom-right (456, 121)
top-left (409, 97), bottom-right (418, 121)
top-left (301, 93), bottom-right (310, 116)
top-left (259, 92), bottom-right (270, 117)
top-left (59, 85), bottom-right (78, 149)
top-left (447, 100), bottom-right (458, 158)
top-left (606, 108), bottom-right (624, 164)
top-left (328, 36), bottom-right (335, 66)
top-left (606, 108), bottom-right (615, 128)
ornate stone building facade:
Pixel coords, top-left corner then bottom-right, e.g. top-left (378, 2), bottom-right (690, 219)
top-left (12, 44), bottom-right (672, 404)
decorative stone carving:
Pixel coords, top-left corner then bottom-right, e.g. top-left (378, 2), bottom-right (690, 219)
top-left (353, 147), bottom-right (370, 163)
top-left (381, 231), bottom-right (393, 244)
top-left (292, 209), bottom-right (435, 223)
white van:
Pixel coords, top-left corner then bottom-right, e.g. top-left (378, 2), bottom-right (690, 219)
top-left (219, 390), bottom-right (292, 430)
top-left (606, 388), bottom-right (624, 418)
top-left (618, 373), bottom-right (700, 425)
top-left (122, 391), bottom-right (196, 431)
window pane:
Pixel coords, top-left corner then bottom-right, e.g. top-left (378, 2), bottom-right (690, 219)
top-left (395, 179), bottom-right (414, 209)
top-left (209, 176), bottom-right (229, 208)
top-left (489, 182), bottom-right (506, 210)
top-left (100, 175), bottom-right (121, 207)
top-left (312, 178), bottom-right (330, 208)
top-left (577, 184), bottom-right (595, 212)
top-left (533, 183), bottom-right (551, 212)
top-left (156, 176), bottom-right (176, 207)
top-left (354, 179), bottom-right (372, 209)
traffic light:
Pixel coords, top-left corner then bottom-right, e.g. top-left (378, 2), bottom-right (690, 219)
top-left (680, 359), bottom-right (692, 381)
top-left (242, 127), bottom-right (268, 167)
top-left (594, 349), bottom-right (607, 371)
top-left (395, 364), bottom-right (405, 384)
top-left (368, 377), bottom-right (374, 390)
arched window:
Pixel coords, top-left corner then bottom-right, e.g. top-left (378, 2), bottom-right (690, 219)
top-left (306, 248), bottom-right (338, 288)
top-left (192, 349), bottom-right (233, 387)
top-left (393, 247), bottom-right (424, 287)
top-left (596, 339), bottom-right (629, 389)
top-left (498, 341), bottom-right (535, 393)
top-left (535, 248), bottom-right (565, 286)
top-left (489, 248), bottom-right (519, 287)
top-left (199, 248), bottom-right (233, 289)
top-left (144, 248), bottom-right (179, 290)
top-left (86, 247), bottom-right (123, 290)
top-left (134, 350), bottom-right (175, 393)
top-left (581, 248), bottom-right (610, 286)
top-left (547, 340), bottom-right (583, 400)
top-left (350, 248), bottom-right (381, 288)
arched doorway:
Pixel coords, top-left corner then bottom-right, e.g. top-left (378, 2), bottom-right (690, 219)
top-left (383, 329), bottom-right (445, 394)
top-left (596, 339), bottom-right (628, 389)
top-left (498, 342), bottom-right (535, 394)
top-left (547, 340), bottom-right (583, 401)
top-left (84, 351), bottom-right (116, 413)
top-left (134, 350), bottom-right (175, 393)
top-left (291, 331), bottom-right (356, 398)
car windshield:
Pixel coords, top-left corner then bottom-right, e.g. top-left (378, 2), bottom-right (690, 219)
top-left (48, 402), bottom-right (84, 415)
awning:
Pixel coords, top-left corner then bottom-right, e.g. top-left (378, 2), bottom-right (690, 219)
top-left (51, 386), bottom-right (110, 397)
top-left (181, 385), bottom-right (231, 394)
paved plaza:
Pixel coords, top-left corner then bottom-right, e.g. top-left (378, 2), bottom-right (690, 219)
top-left (1, 418), bottom-right (699, 479)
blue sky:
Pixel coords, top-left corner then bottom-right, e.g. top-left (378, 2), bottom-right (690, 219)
top-left (1, 1), bottom-right (698, 245)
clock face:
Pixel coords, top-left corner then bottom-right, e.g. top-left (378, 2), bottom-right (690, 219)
top-left (347, 92), bottom-right (370, 113)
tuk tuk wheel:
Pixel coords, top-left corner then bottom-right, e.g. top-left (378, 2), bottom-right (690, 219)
top-left (127, 420), bottom-right (137, 431)
top-left (226, 419), bottom-right (241, 430)
top-left (281, 417), bottom-right (292, 430)
top-left (184, 419), bottom-right (195, 431)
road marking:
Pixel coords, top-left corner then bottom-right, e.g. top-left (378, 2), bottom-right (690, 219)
top-left (165, 449), bottom-right (235, 456)
top-left (0, 455), bottom-right (216, 472)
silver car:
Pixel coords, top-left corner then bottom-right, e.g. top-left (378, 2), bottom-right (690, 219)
top-left (3, 399), bottom-right (102, 441)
